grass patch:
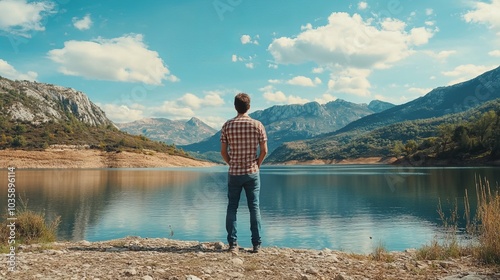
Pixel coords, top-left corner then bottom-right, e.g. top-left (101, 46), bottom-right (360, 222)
top-left (0, 198), bottom-right (60, 252)
top-left (370, 242), bottom-right (394, 262)
top-left (417, 177), bottom-right (500, 264)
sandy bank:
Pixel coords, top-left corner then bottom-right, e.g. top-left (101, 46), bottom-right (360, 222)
top-left (0, 148), bottom-right (215, 169)
top-left (277, 157), bottom-right (398, 165)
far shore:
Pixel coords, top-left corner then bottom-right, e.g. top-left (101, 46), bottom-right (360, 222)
top-left (0, 148), bottom-right (215, 169)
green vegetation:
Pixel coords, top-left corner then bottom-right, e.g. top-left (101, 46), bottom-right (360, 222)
top-left (0, 200), bottom-right (60, 252)
top-left (268, 99), bottom-right (500, 164)
top-left (0, 84), bottom-right (191, 157)
top-left (417, 178), bottom-right (500, 264)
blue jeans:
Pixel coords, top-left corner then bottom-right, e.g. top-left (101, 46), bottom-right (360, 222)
top-left (226, 172), bottom-right (261, 246)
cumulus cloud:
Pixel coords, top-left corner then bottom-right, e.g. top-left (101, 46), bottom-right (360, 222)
top-left (240, 34), bottom-right (259, 45)
top-left (426, 9), bottom-right (434, 16)
top-left (245, 62), bottom-right (254, 69)
top-left (312, 67), bottom-right (324, 74)
top-left (464, 0), bottom-right (500, 32)
top-left (98, 103), bottom-right (145, 123)
top-left (178, 92), bottom-right (224, 109)
top-left (73, 14), bottom-right (92, 30)
top-left (0, 59), bottom-right (38, 81)
top-left (268, 13), bottom-right (435, 69)
top-left (47, 34), bottom-right (179, 85)
top-left (286, 75), bottom-right (321, 87)
top-left (315, 93), bottom-right (337, 104)
top-left (408, 87), bottom-right (432, 95)
top-left (442, 64), bottom-right (498, 85)
top-left (328, 68), bottom-right (372, 97)
top-left (260, 85), bottom-right (309, 104)
top-left (0, 0), bottom-right (56, 37)
top-left (489, 50), bottom-right (500, 57)
top-left (152, 91), bottom-right (225, 119)
top-left (424, 50), bottom-right (457, 62)
top-left (358, 1), bottom-right (368, 10)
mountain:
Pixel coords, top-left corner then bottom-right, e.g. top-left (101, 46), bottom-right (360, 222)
top-left (181, 99), bottom-right (393, 162)
top-left (0, 78), bottom-right (110, 126)
top-left (116, 117), bottom-right (217, 145)
top-left (267, 65), bottom-right (500, 163)
top-left (0, 76), bottom-right (189, 156)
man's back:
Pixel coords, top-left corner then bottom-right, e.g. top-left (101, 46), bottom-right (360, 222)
top-left (220, 115), bottom-right (266, 175)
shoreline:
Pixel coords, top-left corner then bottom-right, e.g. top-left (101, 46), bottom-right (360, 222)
top-left (0, 148), bottom-right (215, 169)
top-left (3, 236), bottom-right (498, 279)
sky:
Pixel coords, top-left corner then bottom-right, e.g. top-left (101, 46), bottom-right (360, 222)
top-left (1, 0), bottom-right (500, 128)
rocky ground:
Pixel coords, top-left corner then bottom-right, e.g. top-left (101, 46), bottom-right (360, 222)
top-left (2, 237), bottom-right (499, 280)
top-left (0, 148), bottom-right (215, 169)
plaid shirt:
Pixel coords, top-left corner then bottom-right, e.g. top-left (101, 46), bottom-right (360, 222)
top-left (220, 115), bottom-right (267, 175)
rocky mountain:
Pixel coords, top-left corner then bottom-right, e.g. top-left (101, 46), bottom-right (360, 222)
top-left (116, 117), bottom-right (217, 145)
top-left (182, 99), bottom-right (393, 161)
top-left (267, 65), bottom-right (500, 163)
top-left (0, 76), bottom-right (189, 157)
top-left (0, 77), bottom-right (111, 126)
top-left (368, 100), bottom-right (395, 113)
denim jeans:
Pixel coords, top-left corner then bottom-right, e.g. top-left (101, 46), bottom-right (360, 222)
top-left (226, 172), bottom-right (261, 246)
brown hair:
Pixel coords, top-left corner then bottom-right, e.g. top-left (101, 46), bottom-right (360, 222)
top-left (234, 93), bottom-right (250, 114)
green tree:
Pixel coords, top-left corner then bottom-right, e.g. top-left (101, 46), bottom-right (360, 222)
top-left (405, 140), bottom-right (418, 155)
top-left (391, 140), bottom-right (405, 158)
top-left (12, 135), bottom-right (27, 147)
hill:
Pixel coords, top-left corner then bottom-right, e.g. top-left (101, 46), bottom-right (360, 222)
top-left (267, 65), bottom-right (500, 163)
top-left (116, 117), bottom-right (216, 145)
top-left (182, 99), bottom-right (393, 162)
top-left (0, 76), bottom-right (190, 158)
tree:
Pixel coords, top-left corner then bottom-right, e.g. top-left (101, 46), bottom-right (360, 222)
top-left (404, 140), bottom-right (418, 156)
top-left (391, 140), bottom-right (404, 158)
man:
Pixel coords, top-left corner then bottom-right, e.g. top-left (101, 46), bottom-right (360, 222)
top-left (220, 93), bottom-right (268, 253)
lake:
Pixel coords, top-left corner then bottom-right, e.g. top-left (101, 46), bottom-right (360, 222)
top-left (1, 165), bottom-right (499, 254)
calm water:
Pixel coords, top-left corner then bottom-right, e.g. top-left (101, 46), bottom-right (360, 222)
top-left (1, 165), bottom-right (499, 254)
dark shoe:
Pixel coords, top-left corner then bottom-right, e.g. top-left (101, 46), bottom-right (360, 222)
top-left (251, 244), bottom-right (260, 253)
top-left (228, 242), bottom-right (238, 253)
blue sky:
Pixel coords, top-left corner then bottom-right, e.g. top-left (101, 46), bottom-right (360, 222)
top-left (1, 0), bottom-right (500, 128)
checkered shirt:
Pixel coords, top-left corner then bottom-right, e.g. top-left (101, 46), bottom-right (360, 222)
top-left (220, 115), bottom-right (267, 175)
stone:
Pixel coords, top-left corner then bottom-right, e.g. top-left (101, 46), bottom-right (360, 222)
top-left (186, 275), bottom-right (202, 280)
top-left (231, 258), bottom-right (244, 266)
top-left (214, 242), bottom-right (225, 250)
top-left (143, 276), bottom-right (154, 280)
top-left (124, 268), bottom-right (137, 276)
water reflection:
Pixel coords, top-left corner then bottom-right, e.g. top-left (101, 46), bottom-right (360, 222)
top-left (0, 166), bottom-right (498, 254)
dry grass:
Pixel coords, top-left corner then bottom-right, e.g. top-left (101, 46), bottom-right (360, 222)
top-left (0, 198), bottom-right (60, 252)
top-left (418, 177), bottom-right (500, 264)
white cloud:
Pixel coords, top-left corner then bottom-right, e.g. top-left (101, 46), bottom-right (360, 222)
top-left (301, 23), bottom-right (313, 31)
top-left (73, 14), bottom-right (92, 30)
top-left (0, 0), bottom-right (55, 37)
top-left (287, 75), bottom-right (320, 87)
top-left (245, 62), bottom-right (254, 69)
top-left (0, 59), bottom-right (38, 81)
top-left (178, 92), bottom-right (224, 109)
top-left (268, 63), bottom-right (278, 69)
top-left (312, 67), bottom-right (324, 74)
top-left (315, 93), bottom-right (337, 104)
top-left (442, 64), bottom-right (498, 85)
top-left (260, 85), bottom-right (309, 104)
top-left (408, 87), bottom-right (432, 95)
top-left (153, 101), bottom-right (195, 119)
top-left (47, 34), bottom-right (179, 85)
top-left (358, 1), bottom-right (368, 10)
top-left (426, 8), bottom-right (434, 16)
top-left (464, 0), bottom-right (500, 31)
top-left (425, 21), bottom-right (435, 26)
top-left (423, 50), bottom-right (457, 62)
top-left (328, 68), bottom-right (371, 97)
top-left (240, 34), bottom-right (259, 45)
top-left (268, 13), bottom-right (435, 69)
top-left (98, 103), bottom-right (145, 123)
top-left (489, 50), bottom-right (500, 57)
top-left (231, 54), bottom-right (238, 62)
top-left (268, 79), bottom-right (281, 84)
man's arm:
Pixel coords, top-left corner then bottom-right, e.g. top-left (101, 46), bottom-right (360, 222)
top-left (221, 142), bottom-right (230, 165)
top-left (257, 141), bottom-right (268, 168)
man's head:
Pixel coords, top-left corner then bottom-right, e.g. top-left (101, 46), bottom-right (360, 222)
top-left (234, 93), bottom-right (250, 114)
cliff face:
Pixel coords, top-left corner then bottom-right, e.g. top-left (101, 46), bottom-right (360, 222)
top-left (0, 77), bottom-right (111, 126)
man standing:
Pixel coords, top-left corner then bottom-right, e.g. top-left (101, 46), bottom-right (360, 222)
top-left (220, 93), bottom-right (268, 253)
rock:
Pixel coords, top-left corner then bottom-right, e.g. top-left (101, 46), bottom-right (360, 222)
top-left (231, 258), bottom-right (244, 266)
top-left (214, 242), bottom-right (224, 250)
top-left (143, 276), bottom-right (154, 280)
top-left (226, 272), bottom-right (245, 278)
top-left (80, 240), bottom-right (92, 246)
top-left (306, 267), bottom-right (319, 275)
top-left (124, 268), bottom-right (137, 276)
top-left (334, 274), bottom-right (349, 280)
top-left (186, 275), bottom-right (202, 280)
